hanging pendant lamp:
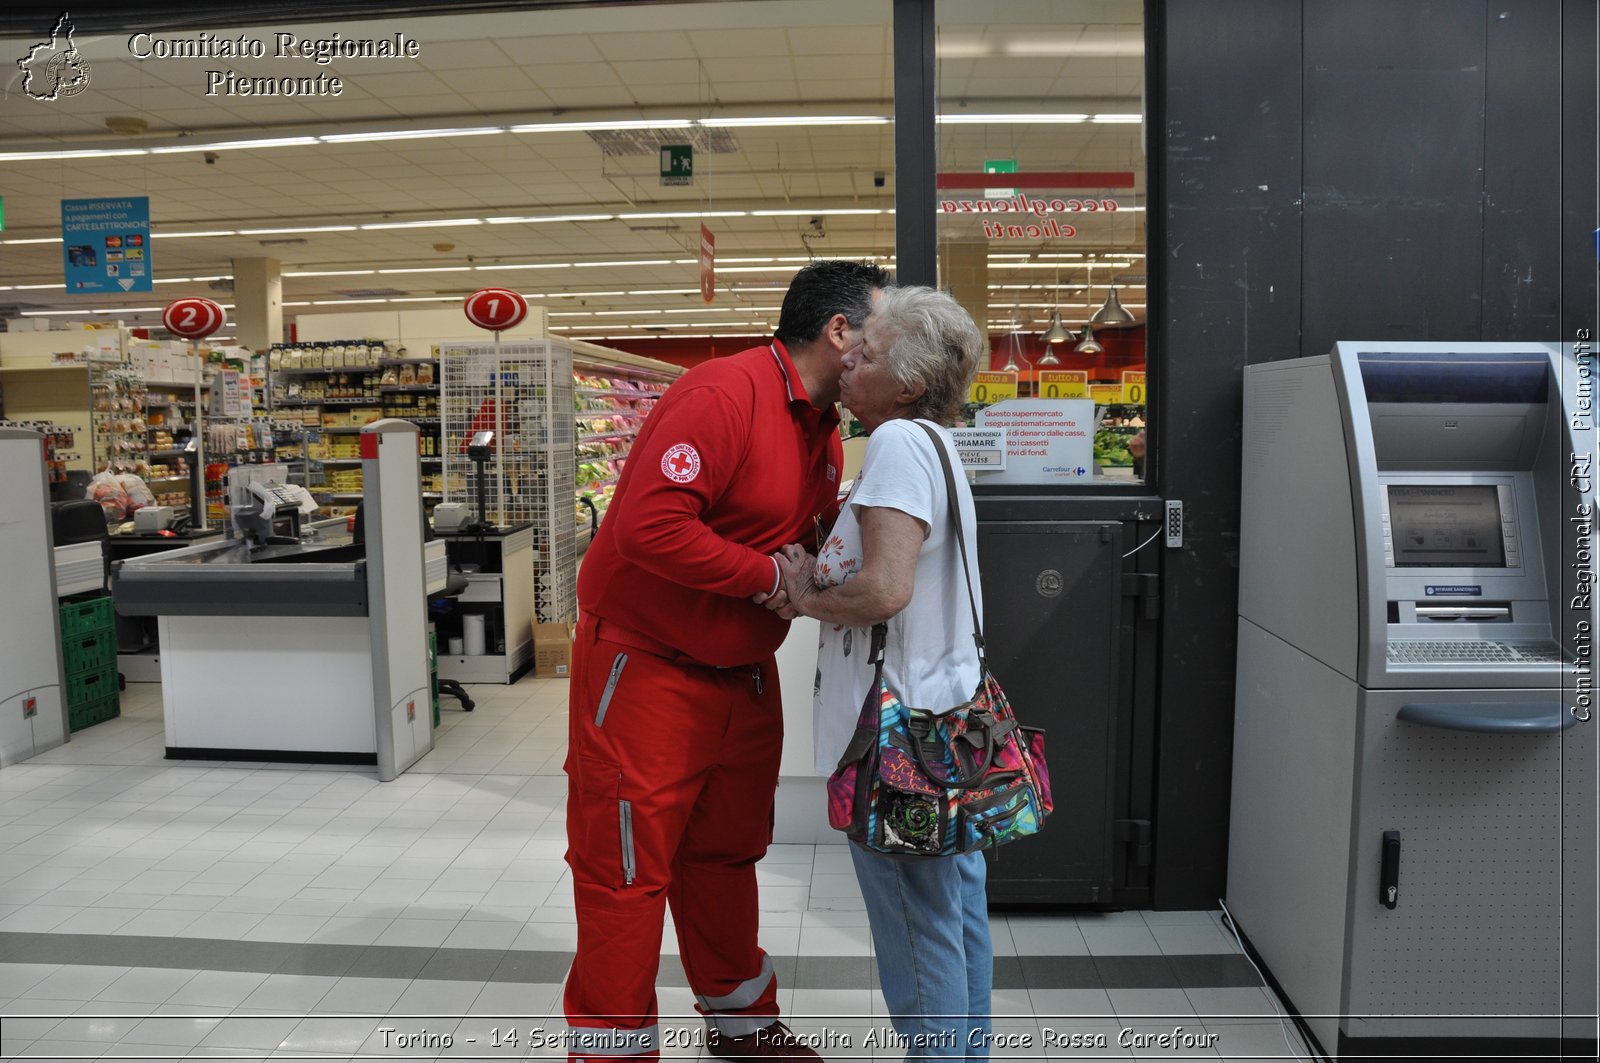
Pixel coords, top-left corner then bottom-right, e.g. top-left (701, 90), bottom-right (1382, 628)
top-left (1000, 328), bottom-right (1025, 372)
top-left (1074, 323), bottom-right (1103, 355)
top-left (1089, 286), bottom-right (1135, 326)
top-left (1041, 310), bottom-right (1072, 344)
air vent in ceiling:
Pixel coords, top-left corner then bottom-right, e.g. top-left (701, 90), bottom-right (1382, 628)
top-left (587, 128), bottom-right (739, 156)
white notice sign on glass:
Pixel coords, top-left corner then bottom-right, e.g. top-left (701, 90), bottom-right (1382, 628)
top-left (973, 398), bottom-right (1095, 484)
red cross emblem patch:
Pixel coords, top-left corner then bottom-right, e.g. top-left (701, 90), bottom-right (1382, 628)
top-left (661, 443), bottom-right (702, 483)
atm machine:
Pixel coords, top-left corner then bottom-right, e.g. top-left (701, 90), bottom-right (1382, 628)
top-left (1228, 342), bottom-right (1596, 1059)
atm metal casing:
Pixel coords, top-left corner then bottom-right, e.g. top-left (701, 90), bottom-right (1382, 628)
top-left (1228, 341), bottom-right (1596, 1058)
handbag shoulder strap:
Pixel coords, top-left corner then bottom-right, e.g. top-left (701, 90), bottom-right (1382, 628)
top-left (912, 419), bottom-right (985, 664)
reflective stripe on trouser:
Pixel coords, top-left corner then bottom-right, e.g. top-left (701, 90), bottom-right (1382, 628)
top-left (696, 954), bottom-right (776, 1035)
top-left (568, 1026), bottom-right (659, 1058)
top-left (565, 617), bottom-right (783, 1061)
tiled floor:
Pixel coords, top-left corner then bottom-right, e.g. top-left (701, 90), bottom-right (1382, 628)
top-left (0, 679), bottom-right (1316, 1061)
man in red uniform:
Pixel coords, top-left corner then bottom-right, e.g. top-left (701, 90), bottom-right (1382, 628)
top-left (565, 260), bottom-right (890, 1062)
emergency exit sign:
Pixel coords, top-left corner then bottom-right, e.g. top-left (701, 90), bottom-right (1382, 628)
top-left (984, 159), bottom-right (1017, 197)
top-left (661, 145), bottom-right (693, 186)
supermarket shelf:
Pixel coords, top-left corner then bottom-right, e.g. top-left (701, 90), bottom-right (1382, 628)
top-left (379, 357), bottom-right (441, 367)
top-left (275, 398), bottom-right (380, 407)
top-left (380, 385), bottom-right (437, 393)
top-left (274, 365), bottom-right (383, 375)
top-left (576, 386), bottom-right (655, 400)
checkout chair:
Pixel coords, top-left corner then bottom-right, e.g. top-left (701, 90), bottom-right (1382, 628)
top-left (352, 503), bottom-right (474, 712)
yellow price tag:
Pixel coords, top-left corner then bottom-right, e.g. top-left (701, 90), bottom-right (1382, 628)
top-left (968, 370), bottom-right (1018, 405)
top-left (1036, 370), bottom-right (1089, 399)
top-left (1089, 384), bottom-right (1124, 405)
top-left (1122, 370), bottom-right (1147, 406)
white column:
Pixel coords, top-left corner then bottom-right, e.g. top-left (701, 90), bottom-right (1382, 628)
top-left (230, 257), bottom-right (283, 349)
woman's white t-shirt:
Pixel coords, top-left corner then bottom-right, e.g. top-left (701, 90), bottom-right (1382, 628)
top-left (811, 418), bottom-right (983, 775)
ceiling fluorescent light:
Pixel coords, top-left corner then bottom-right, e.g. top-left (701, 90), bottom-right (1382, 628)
top-left (574, 259), bottom-right (677, 268)
top-left (749, 208), bottom-right (889, 217)
top-left (150, 137), bottom-right (319, 153)
top-left (1090, 114), bottom-right (1144, 123)
top-left (284, 269), bottom-right (377, 277)
top-left (477, 262), bottom-right (569, 270)
top-left (376, 266), bottom-right (473, 274)
top-left (152, 230), bottom-right (236, 238)
top-left (618, 211), bottom-right (748, 220)
top-left (487, 214), bottom-right (616, 224)
top-left (360, 218), bottom-right (484, 230)
top-left (1, 237), bottom-right (63, 245)
top-left (510, 119), bottom-right (692, 133)
top-left (0, 148), bottom-right (149, 161)
top-left (237, 225), bottom-right (357, 235)
top-left (701, 116), bottom-right (888, 127)
top-left (938, 114), bottom-right (1087, 124)
top-left (321, 126), bottom-right (504, 143)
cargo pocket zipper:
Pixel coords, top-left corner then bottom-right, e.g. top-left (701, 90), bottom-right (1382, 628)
top-left (595, 653), bottom-right (628, 727)
top-left (618, 798), bottom-right (636, 885)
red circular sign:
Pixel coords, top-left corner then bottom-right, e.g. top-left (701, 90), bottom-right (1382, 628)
top-left (464, 288), bottom-right (529, 332)
top-left (162, 298), bottom-right (226, 340)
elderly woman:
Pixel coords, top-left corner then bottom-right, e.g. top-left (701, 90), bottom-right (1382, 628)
top-left (774, 285), bottom-right (990, 1057)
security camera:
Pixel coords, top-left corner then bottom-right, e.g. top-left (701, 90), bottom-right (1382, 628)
top-left (873, 171), bottom-right (886, 188)
top-left (203, 152), bottom-right (219, 165)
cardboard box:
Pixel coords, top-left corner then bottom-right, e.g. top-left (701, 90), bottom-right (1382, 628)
top-left (533, 621), bottom-right (574, 678)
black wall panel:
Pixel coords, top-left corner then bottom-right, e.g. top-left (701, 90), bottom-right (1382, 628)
top-left (1155, 0), bottom-right (1304, 909)
top-left (1302, 1), bottom-right (1487, 350)
top-left (1482, 4), bottom-right (1564, 337)
top-left (1153, 0), bottom-right (1593, 908)
top-left (1561, 0), bottom-right (1600, 341)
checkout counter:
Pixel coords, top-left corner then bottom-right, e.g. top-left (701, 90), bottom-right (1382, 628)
top-left (113, 419), bottom-right (440, 781)
top-left (1228, 342), bottom-right (1596, 1058)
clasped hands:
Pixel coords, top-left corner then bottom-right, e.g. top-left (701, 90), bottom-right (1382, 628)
top-left (749, 543), bottom-right (818, 620)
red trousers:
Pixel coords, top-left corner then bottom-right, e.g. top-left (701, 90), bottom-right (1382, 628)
top-left (564, 615), bottom-right (783, 1060)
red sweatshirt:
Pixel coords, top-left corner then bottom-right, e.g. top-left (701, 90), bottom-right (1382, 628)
top-left (577, 340), bottom-right (843, 666)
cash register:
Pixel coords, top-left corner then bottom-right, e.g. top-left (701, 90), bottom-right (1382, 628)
top-left (231, 480), bottom-right (303, 547)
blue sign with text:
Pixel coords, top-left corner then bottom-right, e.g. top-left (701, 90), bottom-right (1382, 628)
top-left (61, 197), bottom-right (152, 294)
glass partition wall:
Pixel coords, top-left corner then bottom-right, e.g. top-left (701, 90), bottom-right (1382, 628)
top-left (935, 0), bottom-right (1148, 486)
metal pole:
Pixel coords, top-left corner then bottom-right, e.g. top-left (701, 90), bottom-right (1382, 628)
top-left (893, 0), bottom-right (937, 286)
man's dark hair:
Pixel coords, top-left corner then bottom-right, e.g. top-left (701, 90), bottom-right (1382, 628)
top-left (774, 260), bottom-right (892, 346)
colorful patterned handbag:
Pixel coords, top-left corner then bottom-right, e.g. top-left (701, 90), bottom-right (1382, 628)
top-left (825, 422), bottom-right (1052, 857)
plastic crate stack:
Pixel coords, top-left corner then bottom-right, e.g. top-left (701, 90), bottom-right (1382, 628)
top-left (59, 594), bottom-right (119, 731)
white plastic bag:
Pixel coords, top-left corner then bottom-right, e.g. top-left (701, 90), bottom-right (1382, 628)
top-left (115, 473), bottom-right (156, 513)
top-left (87, 471), bottom-right (131, 522)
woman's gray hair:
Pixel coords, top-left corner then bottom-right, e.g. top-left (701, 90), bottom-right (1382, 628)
top-left (873, 285), bottom-right (986, 425)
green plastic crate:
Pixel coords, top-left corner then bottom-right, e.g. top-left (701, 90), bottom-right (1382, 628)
top-left (65, 665), bottom-right (116, 710)
top-left (62, 627), bottom-right (116, 676)
top-left (69, 692), bottom-right (120, 732)
top-left (429, 631), bottom-right (441, 727)
top-left (59, 594), bottom-right (114, 640)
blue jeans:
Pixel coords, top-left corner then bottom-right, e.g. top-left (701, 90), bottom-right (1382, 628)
top-left (850, 844), bottom-right (993, 1060)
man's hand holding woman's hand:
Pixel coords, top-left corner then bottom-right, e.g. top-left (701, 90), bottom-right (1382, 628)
top-left (751, 544), bottom-right (817, 620)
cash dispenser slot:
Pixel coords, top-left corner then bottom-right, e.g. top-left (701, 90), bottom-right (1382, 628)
top-left (1413, 602), bottom-right (1510, 621)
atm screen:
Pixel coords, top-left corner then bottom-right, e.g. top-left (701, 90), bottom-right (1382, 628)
top-left (1388, 485), bottom-right (1506, 567)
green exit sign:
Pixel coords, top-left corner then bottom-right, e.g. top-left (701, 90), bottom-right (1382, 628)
top-left (661, 145), bottom-right (693, 186)
top-left (984, 159), bottom-right (1017, 196)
